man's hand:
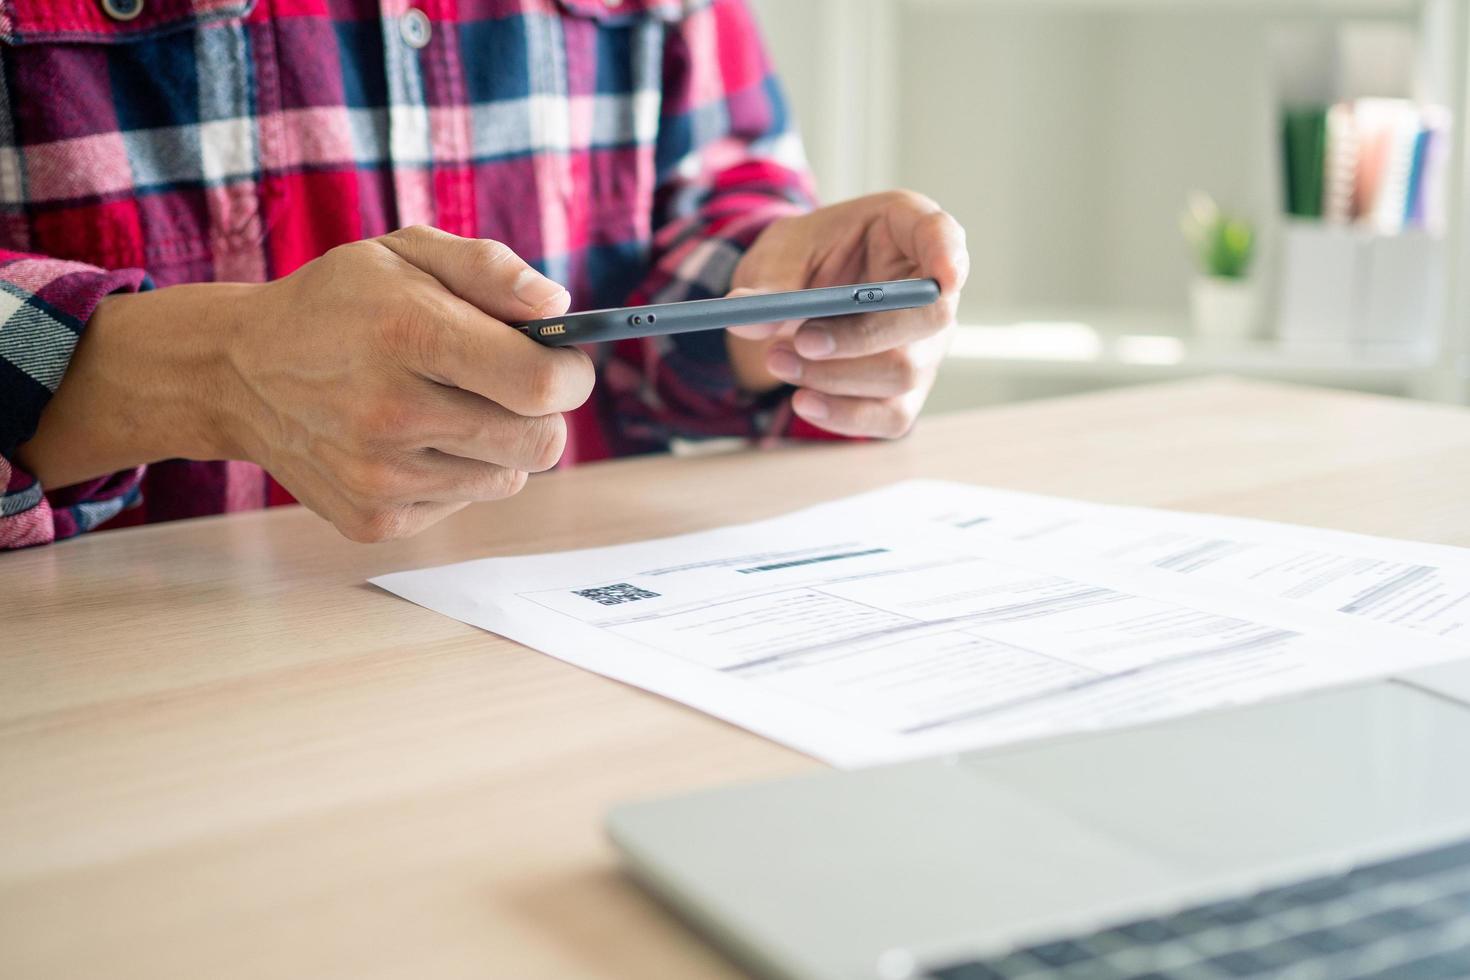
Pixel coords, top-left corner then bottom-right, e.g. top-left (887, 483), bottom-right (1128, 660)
top-left (726, 191), bottom-right (969, 438)
top-left (222, 226), bottom-right (594, 542)
top-left (22, 226), bottom-right (593, 543)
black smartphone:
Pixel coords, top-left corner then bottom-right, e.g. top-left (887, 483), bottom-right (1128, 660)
top-left (513, 278), bottom-right (941, 346)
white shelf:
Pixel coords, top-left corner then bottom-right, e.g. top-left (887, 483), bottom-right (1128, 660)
top-left (944, 309), bottom-right (1436, 389)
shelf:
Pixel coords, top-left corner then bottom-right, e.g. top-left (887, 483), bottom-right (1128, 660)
top-left (943, 308), bottom-right (1436, 389)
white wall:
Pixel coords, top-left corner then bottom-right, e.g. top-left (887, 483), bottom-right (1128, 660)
top-left (898, 9), bottom-right (1107, 308)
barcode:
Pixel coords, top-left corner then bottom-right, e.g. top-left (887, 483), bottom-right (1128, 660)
top-left (573, 582), bottom-right (661, 606)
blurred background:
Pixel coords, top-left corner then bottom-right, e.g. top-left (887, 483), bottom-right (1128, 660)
top-left (749, 0), bottom-right (1469, 415)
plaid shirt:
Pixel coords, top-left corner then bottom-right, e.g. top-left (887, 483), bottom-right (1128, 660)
top-left (0, 0), bottom-right (817, 549)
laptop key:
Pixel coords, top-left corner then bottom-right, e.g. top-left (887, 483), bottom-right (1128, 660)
top-left (1430, 889), bottom-right (1470, 915)
top-left (1275, 877), bottom-right (1354, 907)
top-left (1356, 944), bottom-right (1470, 980)
top-left (1111, 919), bottom-right (1175, 944)
top-left (1057, 960), bottom-right (1127, 980)
top-left (1242, 937), bottom-right (1315, 970)
top-left (1351, 906), bottom-right (1437, 940)
top-left (1024, 939), bottom-right (1092, 968)
top-left (1205, 949), bottom-right (1274, 976)
top-left (1191, 898), bottom-right (1260, 927)
top-left (1085, 928), bottom-right (1137, 956)
top-left (1167, 909), bottom-right (1226, 939)
top-left (1293, 927), bottom-right (1364, 955)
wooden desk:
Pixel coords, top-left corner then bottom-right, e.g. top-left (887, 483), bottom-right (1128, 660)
top-left (6, 378), bottom-right (1470, 979)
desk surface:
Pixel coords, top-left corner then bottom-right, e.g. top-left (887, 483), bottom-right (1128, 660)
top-left (7, 378), bottom-right (1470, 979)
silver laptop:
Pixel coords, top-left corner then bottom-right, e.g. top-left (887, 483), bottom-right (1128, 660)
top-left (607, 661), bottom-right (1470, 980)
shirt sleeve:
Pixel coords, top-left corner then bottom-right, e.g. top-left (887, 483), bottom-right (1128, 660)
top-left (0, 251), bottom-right (147, 550)
top-left (602, 0), bottom-right (825, 453)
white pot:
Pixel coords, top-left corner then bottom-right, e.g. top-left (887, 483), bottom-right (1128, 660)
top-left (1190, 275), bottom-right (1260, 343)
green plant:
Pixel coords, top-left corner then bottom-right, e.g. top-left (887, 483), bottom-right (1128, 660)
top-left (1181, 193), bottom-right (1255, 280)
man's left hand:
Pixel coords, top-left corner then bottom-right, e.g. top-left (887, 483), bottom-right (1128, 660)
top-left (726, 191), bottom-right (969, 438)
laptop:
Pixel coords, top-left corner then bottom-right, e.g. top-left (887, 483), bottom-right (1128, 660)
top-left (607, 660), bottom-right (1470, 980)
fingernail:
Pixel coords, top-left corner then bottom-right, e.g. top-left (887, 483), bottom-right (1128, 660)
top-left (767, 347), bottom-right (802, 381)
top-left (795, 326), bottom-right (836, 358)
top-left (514, 268), bottom-right (567, 310)
top-left (794, 392), bottom-right (829, 420)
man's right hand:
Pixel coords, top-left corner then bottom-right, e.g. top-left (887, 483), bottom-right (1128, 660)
top-left (221, 226), bottom-right (593, 542)
top-left (19, 226), bottom-right (595, 543)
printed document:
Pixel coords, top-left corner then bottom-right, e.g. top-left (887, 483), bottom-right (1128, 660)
top-left (372, 481), bottom-right (1470, 767)
top-left (822, 481), bottom-right (1470, 640)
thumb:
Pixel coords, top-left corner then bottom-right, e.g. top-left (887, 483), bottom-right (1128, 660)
top-left (379, 225), bottom-right (571, 322)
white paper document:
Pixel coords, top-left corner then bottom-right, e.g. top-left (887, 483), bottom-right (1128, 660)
top-left (821, 482), bottom-right (1470, 640)
top-left (372, 481), bottom-right (1470, 767)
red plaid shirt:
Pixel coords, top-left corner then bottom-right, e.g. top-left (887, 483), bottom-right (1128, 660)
top-left (0, 0), bottom-right (817, 549)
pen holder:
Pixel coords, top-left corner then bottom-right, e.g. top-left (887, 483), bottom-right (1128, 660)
top-left (1277, 220), bottom-right (1442, 353)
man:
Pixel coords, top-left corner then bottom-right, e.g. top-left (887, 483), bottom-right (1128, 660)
top-left (0, 0), bottom-right (967, 549)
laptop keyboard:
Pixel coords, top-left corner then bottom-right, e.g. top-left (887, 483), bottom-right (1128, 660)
top-left (925, 836), bottom-right (1470, 980)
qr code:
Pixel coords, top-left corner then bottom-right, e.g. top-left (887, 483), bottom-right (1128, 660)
top-left (573, 582), bottom-right (662, 606)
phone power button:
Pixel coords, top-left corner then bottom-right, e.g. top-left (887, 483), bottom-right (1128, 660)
top-left (855, 287), bottom-right (885, 304)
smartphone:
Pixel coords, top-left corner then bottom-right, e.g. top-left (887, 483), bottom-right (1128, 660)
top-left (514, 278), bottom-right (941, 347)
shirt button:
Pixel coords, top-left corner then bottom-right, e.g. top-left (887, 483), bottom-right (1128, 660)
top-left (400, 8), bottom-right (432, 49)
top-left (100, 0), bottom-right (145, 21)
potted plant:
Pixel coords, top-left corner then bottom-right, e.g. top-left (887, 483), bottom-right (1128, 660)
top-left (1181, 193), bottom-right (1259, 342)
